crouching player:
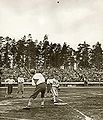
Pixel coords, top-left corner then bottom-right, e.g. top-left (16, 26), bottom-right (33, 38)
top-left (26, 69), bottom-right (46, 108)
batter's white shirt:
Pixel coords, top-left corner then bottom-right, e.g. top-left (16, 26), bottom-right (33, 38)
top-left (32, 73), bottom-right (45, 86)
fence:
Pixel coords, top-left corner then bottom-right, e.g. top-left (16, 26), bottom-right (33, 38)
top-left (1, 81), bottom-right (103, 87)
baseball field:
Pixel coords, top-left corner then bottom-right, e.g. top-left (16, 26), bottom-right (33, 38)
top-left (0, 87), bottom-right (103, 120)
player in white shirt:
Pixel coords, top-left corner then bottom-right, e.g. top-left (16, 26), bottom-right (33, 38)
top-left (5, 75), bottom-right (15, 97)
top-left (17, 74), bottom-right (25, 98)
top-left (51, 77), bottom-right (59, 103)
top-left (46, 75), bottom-right (53, 97)
top-left (47, 74), bottom-right (61, 103)
top-left (27, 69), bottom-right (46, 108)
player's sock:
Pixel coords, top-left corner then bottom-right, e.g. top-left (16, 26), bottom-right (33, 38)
top-left (27, 98), bottom-right (33, 107)
top-left (41, 101), bottom-right (44, 107)
top-left (28, 101), bottom-right (32, 107)
top-left (53, 97), bottom-right (57, 103)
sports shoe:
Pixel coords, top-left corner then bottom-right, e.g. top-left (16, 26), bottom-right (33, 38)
top-left (57, 98), bottom-right (63, 102)
top-left (22, 95), bottom-right (25, 98)
top-left (51, 99), bottom-right (54, 102)
top-left (24, 106), bottom-right (31, 109)
top-left (54, 101), bottom-right (58, 105)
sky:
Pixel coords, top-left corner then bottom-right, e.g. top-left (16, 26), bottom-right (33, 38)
top-left (0, 0), bottom-right (103, 50)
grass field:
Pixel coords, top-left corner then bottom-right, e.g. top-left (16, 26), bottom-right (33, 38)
top-left (0, 87), bottom-right (103, 120)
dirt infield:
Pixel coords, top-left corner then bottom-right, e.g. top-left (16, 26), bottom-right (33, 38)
top-left (0, 87), bottom-right (103, 120)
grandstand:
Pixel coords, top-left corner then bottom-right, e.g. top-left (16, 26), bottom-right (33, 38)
top-left (1, 66), bottom-right (103, 87)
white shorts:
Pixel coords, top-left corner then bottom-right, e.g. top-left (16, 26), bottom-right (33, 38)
top-left (51, 86), bottom-right (58, 97)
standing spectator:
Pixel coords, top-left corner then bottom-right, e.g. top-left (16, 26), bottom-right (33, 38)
top-left (26, 69), bottom-right (46, 108)
top-left (5, 75), bottom-right (15, 98)
top-left (0, 68), bottom-right (3, 87)
top-left (82, 74), bottom-right (88, 86)
top-left (17, 74), bottom-right (25, 98)
top-left (84, 77), bottom-right (88, 86)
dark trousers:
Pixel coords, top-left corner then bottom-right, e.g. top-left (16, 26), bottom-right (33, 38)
top-left (30, 83), bottom-right (46, 99)
top-left (8, 84), bottom-right (13, 94)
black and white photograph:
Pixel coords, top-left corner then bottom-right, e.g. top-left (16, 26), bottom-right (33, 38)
top-left (0, 0), bottom-right (103, 120)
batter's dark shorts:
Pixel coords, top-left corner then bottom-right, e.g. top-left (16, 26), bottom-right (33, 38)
top-left (30, 82), bottom-right (46, 99)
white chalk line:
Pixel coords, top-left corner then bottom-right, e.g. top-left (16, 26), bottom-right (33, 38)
top-left (0, 116), bottom-right (33, 120)
top-left (55, 97), bottom-right (93, 120)
top-left (67, 104), bottom-right (93, 120)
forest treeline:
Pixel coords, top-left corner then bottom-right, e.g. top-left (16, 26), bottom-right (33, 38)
top-left (0, 34), bottom-right (103, 71)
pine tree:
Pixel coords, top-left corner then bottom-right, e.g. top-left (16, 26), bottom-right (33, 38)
top-left (90, 42), bottom-right (103, 70)
top-left (76, 41), bottom-right (90, 69)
